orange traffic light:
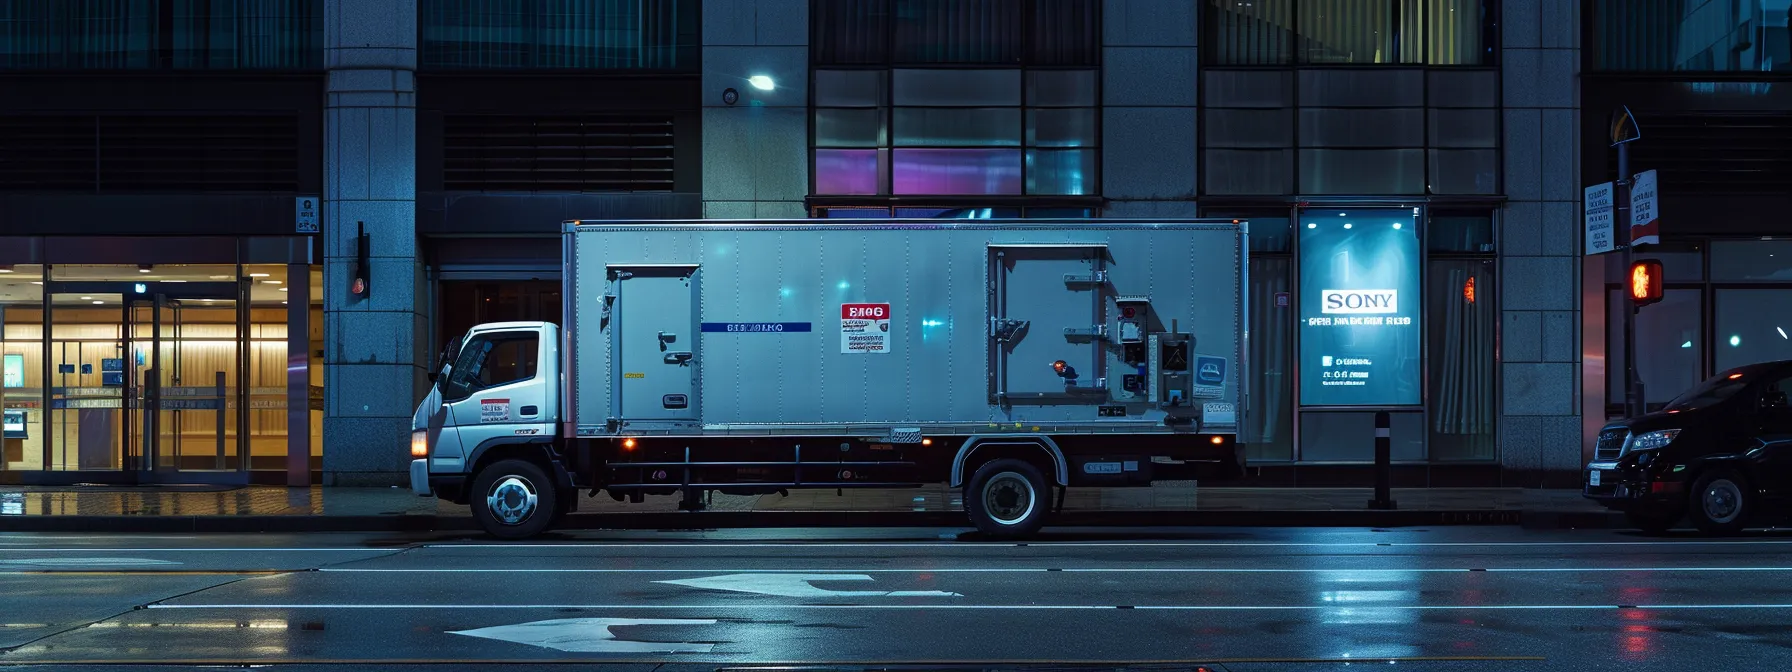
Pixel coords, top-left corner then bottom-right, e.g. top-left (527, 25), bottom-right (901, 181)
top-left (1629, 259), bottom-right (1664, 307)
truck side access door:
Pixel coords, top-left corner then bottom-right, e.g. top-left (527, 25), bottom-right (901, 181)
top-left (606, 265), bottom-right (700, 430)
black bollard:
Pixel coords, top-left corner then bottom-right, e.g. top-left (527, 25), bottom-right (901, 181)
top-left (1367, 410), bottom-right (1397, 510)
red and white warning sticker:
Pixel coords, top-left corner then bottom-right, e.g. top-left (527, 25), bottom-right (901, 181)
top-left (479, 398), bottom-right (510, 423)
top-left (840, 303), bottom-right (892, 354)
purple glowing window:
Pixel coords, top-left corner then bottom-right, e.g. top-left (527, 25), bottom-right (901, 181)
top-left (814, 149), bottom-right (886, 195)
top-left (891, 148), bottom-right (1022, 195)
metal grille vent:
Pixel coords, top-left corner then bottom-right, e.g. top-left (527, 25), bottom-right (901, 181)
top-left (0, 114), bottom-right (300, 192)
top-left (1607, 113), bottom-right (1792, 194)
top-left (1594, 428), bottom-right (1629, 461)
top-left (443, 114), bottom-right (676, 192)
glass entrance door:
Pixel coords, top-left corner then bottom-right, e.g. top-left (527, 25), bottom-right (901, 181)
top-left (126, 290), bottom-right (246, 483)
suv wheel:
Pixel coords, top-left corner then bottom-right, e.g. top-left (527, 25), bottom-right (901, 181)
top-left (1688, 469), bottom-right (1752, 535)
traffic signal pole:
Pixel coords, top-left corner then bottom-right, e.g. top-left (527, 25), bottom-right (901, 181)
top-left (1616, 138), bottom-right (1643, 419)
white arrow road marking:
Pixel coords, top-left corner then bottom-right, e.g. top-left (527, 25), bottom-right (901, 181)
top-left (448, 618), bottom-right (718, 653)
top-left (655, 573), bottom-right (962, 598)
top-left (0, 557), bottom-right (181, 568)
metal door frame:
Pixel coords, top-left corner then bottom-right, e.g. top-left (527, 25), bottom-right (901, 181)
top-left (42, 281), bottom-right (249, 485)
top-left (606, 264), bottom-right (701, 431)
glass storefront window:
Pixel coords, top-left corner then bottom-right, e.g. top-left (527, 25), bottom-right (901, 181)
top-left (1608, 288), bottom-right (1703, 409)
top-left (1, 264), bottom-right (46, 470)
top-left (1, 261), bottom-right (321, 477)
top-left (1715, 289), bottom-right (1792, 373)
top-left (1427, 258), bottom-right (1496, 460)
top-left (1247, 256), bottom-right (1294, 461)
top-left (1711, 240), bottom-right (1792, 282)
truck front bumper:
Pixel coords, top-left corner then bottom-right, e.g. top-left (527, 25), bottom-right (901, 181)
top-left (409, 459), bottom-right (433, 497)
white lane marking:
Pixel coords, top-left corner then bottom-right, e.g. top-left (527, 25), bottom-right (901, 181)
top-left (145, 603), bottom-right (1792, 611)
top-left (449, 618), bottom-right (717, 654)
top-left (425, 540), bottom-right (1792, 549)
top-left (14, 539), bottom-right (1792, 554)
top-left (654, 573), bottom-right (961, 598)
top-left (319, 566), bottom-right (1792, 574)
top-left (0, 558), bottom-right (181, 568)
top-left (0, 548), bottom-right (395, 553)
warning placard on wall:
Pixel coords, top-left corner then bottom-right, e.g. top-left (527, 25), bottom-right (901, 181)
top-left (840, 303), bottom-right (892, 354)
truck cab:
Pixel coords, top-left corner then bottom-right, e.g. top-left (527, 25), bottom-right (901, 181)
top-left (411, 322), bottom-right (570, 536)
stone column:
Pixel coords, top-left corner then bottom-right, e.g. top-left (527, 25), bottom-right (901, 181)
top-left (701, 0), bottom-right (809, 219)
top-left (322, 0), bottom-right (421, 485)
top-left (1102, 0), bottom-right (1198, 218)
top-left (1499, 0), bottom-right (1583, 485)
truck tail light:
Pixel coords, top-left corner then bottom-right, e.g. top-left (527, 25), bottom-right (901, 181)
top-left (622, 437), bottom-right (638, 450)
top-left (410, 430), bottom-right (428, 457)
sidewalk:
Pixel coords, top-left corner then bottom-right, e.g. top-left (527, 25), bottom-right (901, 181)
top-left (0, 483), bottom-right (1621, 533)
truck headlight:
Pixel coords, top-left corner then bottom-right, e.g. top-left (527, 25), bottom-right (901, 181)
top-left (411, 430), bottom-right (429, 458)
top-left (1626, 429), bottom-right (1680, 452)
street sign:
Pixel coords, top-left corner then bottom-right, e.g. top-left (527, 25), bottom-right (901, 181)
top-left (1584, 182), bottom-right (1616, 255)
top-left (295, 197), bottom-right (319, 234)
top-left (656, 573), bottom-right (961, 598)
top-left (1630, 169), bottom-right (1660, 247)
top-left (1610, 105), bottom-right (1641, 146)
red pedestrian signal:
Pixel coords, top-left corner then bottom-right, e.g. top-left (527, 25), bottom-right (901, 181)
top-left (1629, 259), bottom-right (1663, 307)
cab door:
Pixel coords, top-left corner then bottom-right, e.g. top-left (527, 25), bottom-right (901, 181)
top-left (440, 328), bottom-right (548, 457)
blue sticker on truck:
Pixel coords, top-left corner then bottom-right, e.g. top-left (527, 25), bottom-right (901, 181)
top-left (1195, 356), bottom-right (1227, 385)
top-left (701, 322), bottom-right (812, 333)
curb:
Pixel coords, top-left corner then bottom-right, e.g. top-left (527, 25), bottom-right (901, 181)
top-left (1, 508), bottom-right (1622, 533)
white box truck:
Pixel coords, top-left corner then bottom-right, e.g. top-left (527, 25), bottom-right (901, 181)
top-left (410, 218), bottom-right (1249, 538)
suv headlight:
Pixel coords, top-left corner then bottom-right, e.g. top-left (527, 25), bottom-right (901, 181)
top-left (411, 430), bottom-right (429, 458)
top-left (1626, 429), bottom-right (1680, 452)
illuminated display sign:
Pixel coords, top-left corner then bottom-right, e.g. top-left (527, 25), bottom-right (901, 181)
top-left (1298, 209), bottom-right (1423, 407)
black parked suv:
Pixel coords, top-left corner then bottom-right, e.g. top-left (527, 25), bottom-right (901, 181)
top-left (1585, 360), bottom-right (1792, 534)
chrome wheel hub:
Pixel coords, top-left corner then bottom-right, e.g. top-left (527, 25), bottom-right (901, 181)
top-left (487, 475), bottom-right (539, 526)
top-left (983, 472), bottom-right (1036, 525)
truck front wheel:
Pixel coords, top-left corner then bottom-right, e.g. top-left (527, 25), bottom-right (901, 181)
top-left (965, 458), bottom-right (1049, 538)
top-left (471, 459), bottom-right (559, 539)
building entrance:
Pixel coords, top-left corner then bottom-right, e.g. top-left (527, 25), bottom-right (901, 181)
top-left (44, 282), bottom-right (249, 484)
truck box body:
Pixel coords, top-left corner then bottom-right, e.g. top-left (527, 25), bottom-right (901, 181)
top-left (563, 219), bottom-right (1247, 440)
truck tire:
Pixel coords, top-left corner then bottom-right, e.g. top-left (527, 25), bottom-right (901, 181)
top-left (471, 459), bottom-right (559, 540)
top-left (965, 458), bottom-right (1049, 538)
top-left (1688, 468), bottom-right (1752, 535)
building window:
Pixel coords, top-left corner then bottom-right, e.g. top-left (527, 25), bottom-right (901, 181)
top-left (1592, 0), bottom-right (1792, 72)
top-left (1204, 0), bottom-right (1495, 66)
top-left (813, 68), bottom-right (1099, 197)
top-left (0, 0), bottom-right (323, 69)
top-left (421, 0), bottom-right (697, 70)
top-left (813, 206), bottom-right (1094, 218)
top-left (1202, 69), bottom-right (1497, 196)
top-left (813, 0), bottom-right (1100, 66)
top-left (1590, 241), bottom-right (1792, 417)
top-left (1427, 212), bottom-right (1496, 461)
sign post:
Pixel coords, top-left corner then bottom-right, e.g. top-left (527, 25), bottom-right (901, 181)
top-left (1611, 106), bottom-right (1645, 419)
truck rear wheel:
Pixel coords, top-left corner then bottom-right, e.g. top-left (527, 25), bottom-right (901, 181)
top-left (965, 458), bottom-right (1049, 538)
top-left (471, 459), bottom-right (559, 540)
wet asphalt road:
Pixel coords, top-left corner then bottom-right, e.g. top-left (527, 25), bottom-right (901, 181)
top-left (3, 527), bottom-right (1792, 671)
